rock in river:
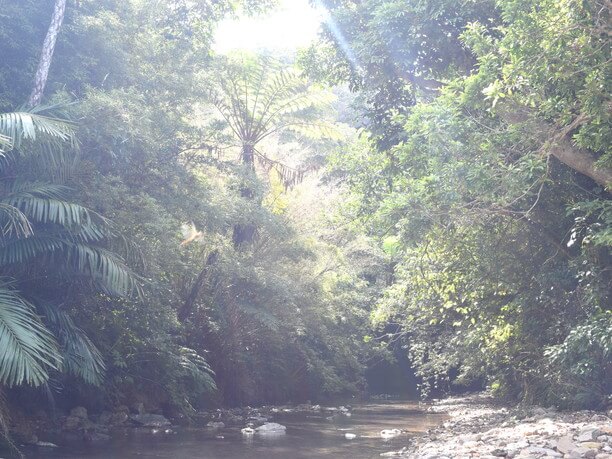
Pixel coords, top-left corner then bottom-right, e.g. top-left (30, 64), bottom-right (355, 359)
top-left (130, 413), bottom-right (171, 428)
top-left (255, 422), bottom-right (287, 434)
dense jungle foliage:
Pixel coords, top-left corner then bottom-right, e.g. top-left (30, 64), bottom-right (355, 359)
top-left (0, 0), bottom-right (609, 439)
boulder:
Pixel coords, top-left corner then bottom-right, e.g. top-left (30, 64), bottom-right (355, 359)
top-left (70, 406), bottom-right (88, 419)
top-left (64, 415), bottom-right (83, 430)
top-left (131, 402), bottom-right (145, 415)
top-left (110, 411), bottom-right (129, 425)
top-left (241, 427), bottom-right (255, 435)
top-left (206, 421), bottom-right (225, 429)
top-left (556, 435), bottom-right (576, 454)
top-left (98, 411), bottom-right (112, 425)
top-left (578, 428), bottom-right (603, 442)
top-left (256, 422), bottom-right (286, 434)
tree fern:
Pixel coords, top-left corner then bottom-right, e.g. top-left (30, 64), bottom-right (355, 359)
top-left (207, 56), bottom-right (341, 188)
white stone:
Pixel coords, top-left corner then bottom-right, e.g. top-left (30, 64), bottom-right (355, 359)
top-left (380, 429), bottom-right (402, 439)
top-left (256, 422), bottom-right (287, 434)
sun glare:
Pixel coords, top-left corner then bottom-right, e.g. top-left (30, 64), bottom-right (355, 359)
top-left (213, 0), bottom-right (324, 53)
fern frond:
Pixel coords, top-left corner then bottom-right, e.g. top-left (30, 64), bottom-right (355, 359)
top-left (177, 347), bottom-right (216, 390)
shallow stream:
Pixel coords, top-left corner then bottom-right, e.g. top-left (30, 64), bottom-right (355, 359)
top-left (24, 401), bottom-right (446, 459)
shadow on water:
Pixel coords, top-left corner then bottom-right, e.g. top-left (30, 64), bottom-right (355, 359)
top-left (22, 401), bottom-right (447, 459)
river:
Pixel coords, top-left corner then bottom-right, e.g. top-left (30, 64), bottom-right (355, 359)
top-left (23, 401), bottom-right (447, 459)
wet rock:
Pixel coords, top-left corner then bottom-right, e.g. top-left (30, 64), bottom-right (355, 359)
top-left (70, 406), bottom-right (88, 419)
top-left (380, 429), bottom-right (402, 439)
top-left (241, 427), bottom-right (255, 435)
top-left (34, 441), bottom-right (58, 448)
top-left (130, 413), bottom-right (171, 428)
top-left (110, 411), bottom-right (129, 425)
top-left (85, 432), bottom-right (111, 442)
top-left (131, 402), bottom-right (145, 415)
top-left (247, 415), bottom-right (268, 425)
top-left (115, 405), bottom-right (130, 414)
top-left (206, 421), bottom-right (225, 429)
top-left (98, 411), bottom-right (112, 425)
top-left (223, 414), bottom-right (244, 425)
top-left (64, 415), bottom-right (84, 430)
top-left (256, 422), bottom-right (286, 434)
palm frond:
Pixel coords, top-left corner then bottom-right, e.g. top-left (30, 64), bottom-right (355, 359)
top-left (0, 284), bottom-right (61, 387)
top-left (37, 302), bottom-right (105, 385)
top-left (0, 237), bottom-right (139, 296)
top-left (5, 196), bottom-right (92, 227)
top-left (4, 181), bottom-right (71, 200)
top-left (2, 182), bottom-right (113, 241)
top-left (0, 133), bottom-right (11, 154)
top-left (0, 204), bottom-right (32, 239)
top-left (0, 111), bottom-right (75, 153)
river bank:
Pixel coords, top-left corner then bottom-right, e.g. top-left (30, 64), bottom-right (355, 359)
top-left (388, 393), bottom-right (611, 459)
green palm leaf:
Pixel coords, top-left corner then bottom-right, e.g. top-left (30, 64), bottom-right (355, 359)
top-left (0, 237), bottom-right (138, 296)
top-left (2, 183), bottom-right (112, 241)
top-left (0, 203), bottom-right (32, 239)
top-left (37, 302), bottom-right (105, 385)
top-left (0, 110), bottom-right (75, 153)
top-left (5, 197), bottom-right (92, 227)
top-left (0, 284), bottom-right (61, 387)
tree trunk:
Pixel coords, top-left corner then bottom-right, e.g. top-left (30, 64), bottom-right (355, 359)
top-left (498, 105), bottom-right (612, 189)
top-left (544, 131), bottom-right (612, 188)
top-left (233, 144), bottom-right (257, 247)
top-left (27, 0), bottom-right (67, 108)
top-left (178, 250), bottom-right (218, 322)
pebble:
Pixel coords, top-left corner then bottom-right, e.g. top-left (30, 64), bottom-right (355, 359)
top-left (389, 394), bottom-right (612, 459)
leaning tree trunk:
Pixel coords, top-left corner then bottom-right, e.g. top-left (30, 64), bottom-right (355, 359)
top-left (232, 144), bottom-right (258, 247)
top-left (27, 0), bottom-right (67, 108)
top-left (179, 250), bottom-right (219, 322)
top-left (499, 104), bottom-right (612, 189)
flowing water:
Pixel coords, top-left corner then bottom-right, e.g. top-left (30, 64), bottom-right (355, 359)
top-left (23, 401), bottom-right (447, 459)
